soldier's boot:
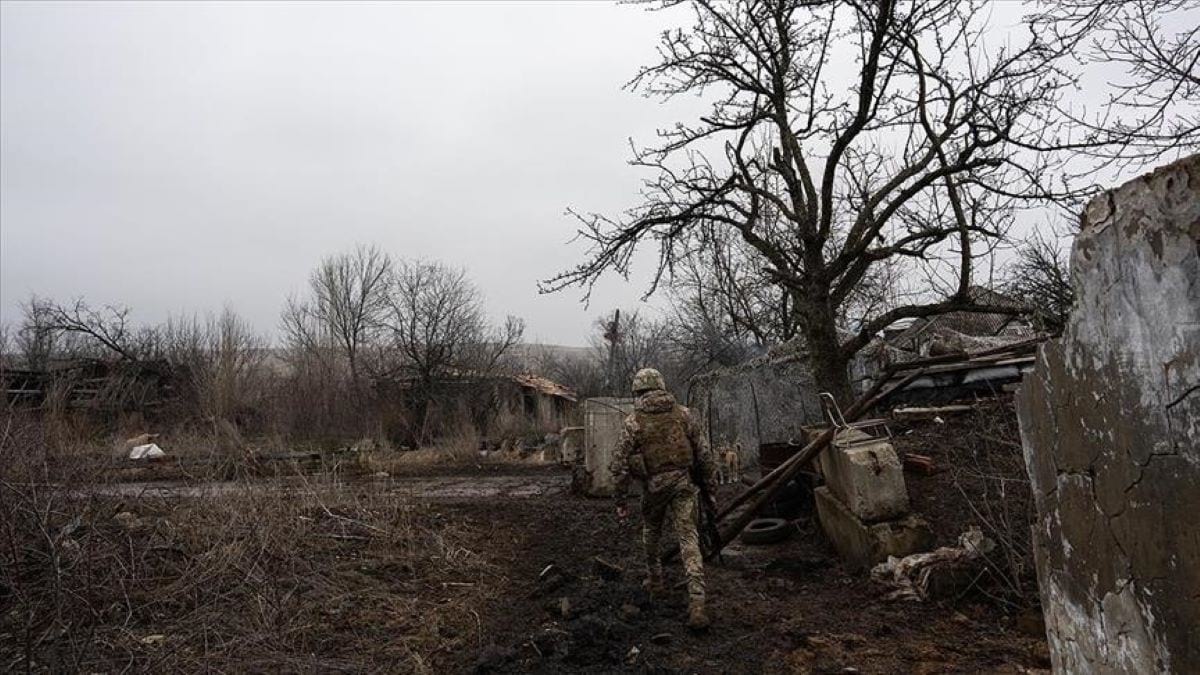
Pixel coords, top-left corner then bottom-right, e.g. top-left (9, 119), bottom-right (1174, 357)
top-left (686, 597), bottom-right (710, 631)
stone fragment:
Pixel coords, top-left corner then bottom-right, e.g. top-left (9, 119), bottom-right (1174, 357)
top-left (814, 487), bottom-right (933, 569)
top-left (820, 431), bottom-right (909, 523)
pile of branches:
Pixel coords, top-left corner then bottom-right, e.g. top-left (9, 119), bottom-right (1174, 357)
top-left (892, 397), bottom-right (1037, 610)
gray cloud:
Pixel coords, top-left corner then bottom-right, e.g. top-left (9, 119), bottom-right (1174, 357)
top-left (2, 1), bottom-right (704, 346)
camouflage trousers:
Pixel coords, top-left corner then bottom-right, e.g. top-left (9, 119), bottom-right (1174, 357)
top-left (641, 471), bottom-right (705, 603)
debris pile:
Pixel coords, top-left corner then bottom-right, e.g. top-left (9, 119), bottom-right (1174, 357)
top-left (870, 526), bottom-right (997, 601)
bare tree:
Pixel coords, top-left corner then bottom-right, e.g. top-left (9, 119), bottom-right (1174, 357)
top-left (532, 345), bottom-right (608, 400)
top-left (1004, 232), bottom-right (1075, 335)
top-left (590, 309), bottom-right (705, 397)
top-left (281, 245), bottom-right (392, 386)
top-left (384, 260), bottom-right (524, 441)
top-left (19, 296), bottom-right (161, 364)
top-left (666, 226), bottom-right (796, 364)
top-left (163, 308), bottom-right (266, 422)
top-left (544, 0), bottom-right (1085, 402)
top-left (1032, 0), bottom-right (1200, 164)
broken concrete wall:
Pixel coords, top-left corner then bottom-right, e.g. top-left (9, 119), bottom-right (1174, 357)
top-left (815, 429), bottom-right (932, 569)
top-left (1017, 156), bottom-right (1200, 673)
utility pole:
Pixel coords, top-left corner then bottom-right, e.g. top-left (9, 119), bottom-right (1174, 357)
top-left (603, 309), bottom-right (621, 396)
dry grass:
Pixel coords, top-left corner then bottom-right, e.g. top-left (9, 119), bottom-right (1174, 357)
top-left (0, 415), bottom-right (499, 673)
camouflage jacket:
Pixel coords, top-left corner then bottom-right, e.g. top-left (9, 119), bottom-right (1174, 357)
top-left (611, 389), bottom-right (716, 502)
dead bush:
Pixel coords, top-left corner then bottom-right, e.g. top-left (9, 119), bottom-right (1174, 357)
top-left (892, 397), bottom-right (1037, 611)
top-left (0, 417), bottom-right (495, 673)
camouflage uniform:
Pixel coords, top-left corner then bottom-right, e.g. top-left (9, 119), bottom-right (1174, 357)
top-left (612, 385), bottom-right (717, 609)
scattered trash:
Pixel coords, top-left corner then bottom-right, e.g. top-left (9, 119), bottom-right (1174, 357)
top-left (128, 443), bottom-right (165, 460)
top-left (870, 526), bottom-right (997, 601)
top-left (740, 518), bottom-right (792, 545)
top-left (902, 453), bottom-right (938, 475)
top-left (592, 555), bottom-right (624, 580)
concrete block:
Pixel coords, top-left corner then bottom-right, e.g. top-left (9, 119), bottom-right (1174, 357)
top-left (814, 486), bottom-right (933, 570)
top-left (582, 398), bottom-right (633, 497)
top-left (820, 431), bottom-right (909, 523)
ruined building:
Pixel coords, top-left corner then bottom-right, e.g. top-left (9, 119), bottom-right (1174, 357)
top-left (1018, 155), bottom-right (1200, 673)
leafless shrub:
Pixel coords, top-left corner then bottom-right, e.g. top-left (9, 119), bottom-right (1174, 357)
top-left (0, 415), bottom-right (495, 672)
top-left (896, 399), bottom-right (1036, 610)
top-left (163, 307), bottom-right (268, 426)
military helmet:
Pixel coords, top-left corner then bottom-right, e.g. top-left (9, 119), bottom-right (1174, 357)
top-left (631, 368), bottom-right (666, 394)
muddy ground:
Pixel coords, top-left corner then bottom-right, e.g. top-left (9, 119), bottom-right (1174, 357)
top-left (416, 463), bottom-right (1049, 673)
top-left (14, 402), bottom-right (1048, 673)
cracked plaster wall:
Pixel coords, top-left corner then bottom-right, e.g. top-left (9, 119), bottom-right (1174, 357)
top-left (1017, 155), bottom-right (1200, 673)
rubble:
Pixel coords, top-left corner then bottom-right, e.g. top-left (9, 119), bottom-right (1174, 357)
top-left (817, 429), bottom-right (909, 523)
top-left (810, 426), bottom-right (932, 569)
top-left (870, 526), bottom-right (997, 601)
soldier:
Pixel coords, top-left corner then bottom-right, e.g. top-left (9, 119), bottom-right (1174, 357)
top-left (612, 367), bottom-right (717, 631)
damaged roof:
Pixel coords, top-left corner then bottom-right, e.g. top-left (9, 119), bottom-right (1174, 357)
top-left (511, 374), bottom-right (577, 402)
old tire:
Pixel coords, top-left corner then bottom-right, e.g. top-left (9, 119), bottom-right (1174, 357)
top-left (740, 518), bottom-right (792, 545)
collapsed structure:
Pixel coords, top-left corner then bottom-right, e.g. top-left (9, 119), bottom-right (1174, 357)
top-left (690, 296), bottom-right (1035, 473)
top-left (1, 358), bottom-right (180, 412)
top-left (1018, 156), bottom-right (1200, 673)
top-left (375, 371), bottom-right (577, 443)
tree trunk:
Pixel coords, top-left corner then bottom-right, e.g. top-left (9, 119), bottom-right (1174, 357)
top-left (798, 290), bottom-right (853, 406)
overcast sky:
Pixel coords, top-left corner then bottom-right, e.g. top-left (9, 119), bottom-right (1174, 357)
top-left (2, 1), bottom-right (711, 347)
top-left (4, 2), bottom-right (1187, 350)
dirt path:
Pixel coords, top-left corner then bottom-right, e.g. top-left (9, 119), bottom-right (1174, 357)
top-left (418, 467), bottom-right (1050, 674)
top-left (67, 460), bottom-right (1048, 673)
